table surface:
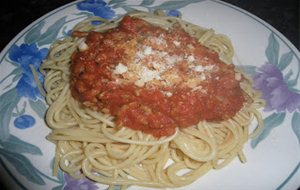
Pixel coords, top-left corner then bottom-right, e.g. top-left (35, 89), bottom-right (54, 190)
top-left (0, 0), bottom-right (299, 51)
top-left (0, 0), bottom-right (299, 190)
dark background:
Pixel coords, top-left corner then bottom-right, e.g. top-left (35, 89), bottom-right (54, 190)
top-left (0, 0), bottom-right (299, 190)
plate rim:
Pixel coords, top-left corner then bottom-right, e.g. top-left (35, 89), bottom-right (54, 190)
top-left (0, 0), bottom-right (299, 190)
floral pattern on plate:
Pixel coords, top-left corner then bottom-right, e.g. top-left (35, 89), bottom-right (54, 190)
top-left (0, 0), bottom-right (299, 190)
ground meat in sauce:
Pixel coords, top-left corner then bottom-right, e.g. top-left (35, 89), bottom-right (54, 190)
top-left (70, 15), bottom-right (245, 137)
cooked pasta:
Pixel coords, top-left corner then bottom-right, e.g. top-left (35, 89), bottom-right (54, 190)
top-left (41, 11), bottom-right (264, 189)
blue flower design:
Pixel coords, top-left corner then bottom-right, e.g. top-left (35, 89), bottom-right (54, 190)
top-left (253, 63), bottom-right (300, 112)
top-left (14, 114), bottom-right (36, 129)
top-left (166, 10), bottom-right (181, 17)
top-left (8, 43), bottom-right (48, 100)
top-left (63, 174), bottom-right (98, 190)
top-left (77, 0), bottom-right (115, 19)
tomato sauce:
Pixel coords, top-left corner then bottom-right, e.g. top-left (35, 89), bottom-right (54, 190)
top-left (70, 16), bottom-right (245, 137)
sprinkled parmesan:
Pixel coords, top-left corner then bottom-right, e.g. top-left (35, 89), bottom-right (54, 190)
top-left (138, 67), bottom-right (161, 83)
top-left (165, 92), bottom-right (173, 97)
top-left (173, 40), bottom-right (180, 46)
top-left (193, 65), bottom-right (214, 72)
top-left (151, 36), bottom-right (165, 45)
top-left (134, 80), bottom-right (145, 87)
top-left (113, 63), bottom-right (128, 74)
top-left (160, 90), bottom-right (173, 97)
top-left (108, 24), bottom-right (221, 89)
top-left (194, 65), bottom-right (205, 72)
top-left (78, 41), bottom-right (88, 51)
top-left (187, 55), bottom-right (195, 63)
top-left (144, 46), bottom-right (152, 55)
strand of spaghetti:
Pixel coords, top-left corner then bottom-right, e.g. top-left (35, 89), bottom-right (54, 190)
top-left (86, 145), bottom-right (147, 171)
top-left (123, 165), bottom-right (152, 181)
top-left (105, 143), bottom-right (138, 159)
top-left (44, 71), bottom-right (66, 104)
top-left (48, 40), bottom-right (76, 62)
top-left (102, 124), bottom-right (179, 145)
top-left (197, 29), bottom-right (214, 44)
top-left (217, 121), bottom-right (239, 152)
top-left (46, 84), bottom-right (77, 128)
top-left (141, 143), bottom-right (169, 164)
top-left (248, 107), bottom-right (264, 138)
top-left (29, 64), bottom-right (46, 97)
top-left (59, 150), bottom-right (85, 179)
top-left (175, 126), bottom-right (217, 161)
top-left (69, 98), bottom-right (105, 123)
top-left (72, 16), bottom-right (115, 32)
top-left (47, 129), bottom-right (113, 143)
top-left (85, 109), bottom-right (115, 127)
top-left (183, 155), bottom-right (203, 169)
top-left (82, 158), bottom-right (165, 187)
top-left (52, 145), bottom-right (60, 176)
top-left (167, 161), bottom-right (212, 186)
top-left (155, 150), bottom-right (174, 187)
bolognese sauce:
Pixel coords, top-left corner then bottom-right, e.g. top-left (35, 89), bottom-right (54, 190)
top-left (70, 16), bottom-right (245, 137)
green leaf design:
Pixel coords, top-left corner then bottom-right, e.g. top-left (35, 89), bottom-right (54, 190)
top-left (153, 0), bottom-right (204, 10)
top-left (108, 0), bottom-right (127, 5)
top-left (286, 58), bottom-right (300, 88)
top-left (56, 169), bottom-right (65, 184)
top-left (251, 112), bottom-right (286, 148)
top-left (278, 51), bottom-right (293, 71)
top-left (12, 101), bottom-right (27, 117)
top-left (284, 69), bottom-right (293, 81)
top-left (109, 0), bottom-right (127, 8)
top-left (0, 89), bottom-right (21, 141)
top-left (265, 33), bottom-right (279, 65)
top-left (74, 11), bottom-right (93, 17)
top-left (29, 99), bottom-right (47, 118)
top-left (292, 111), bottom-right (300, 144)
top-left (275, 160), bottom-right (300, 190)
top-left (12, 72), bottom-right (22, 83)
top-left (24, 21), bottom-right (45, 44)
top-left (5, 57), bottom-right (19, 67)
top-left (140, 0), bottom-right (155, 6)
top-left (122, 5), bottom-right (139, 13)
top-left (37, 16), bottom-right (67, 46)
top-left (0, 135), bottom-right (42, 155)
top-left (0, 67), bottom-right (22, 85)
top-left (0, 148), bottom-right (45, 185)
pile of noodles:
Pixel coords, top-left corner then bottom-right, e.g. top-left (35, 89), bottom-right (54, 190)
top-left (40, 11), bottom-right (264, 189)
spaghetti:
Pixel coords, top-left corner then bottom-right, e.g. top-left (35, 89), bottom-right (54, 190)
top-left (41, 11), bottom-right (264, 189)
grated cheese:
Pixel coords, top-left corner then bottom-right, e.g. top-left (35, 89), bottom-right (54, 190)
top-left (78, 41), bottom-right (88, 51)
top-left (193, 65), bottom-right (214, 72)
top-left (161, 91), bottom-right (173, 97)
top-left (111, 32), bottom-right (219, 89)
top-left (173, 40), bottom-right (180, 46)
top-left (138, 66), bottom-right (161, 83)
top-left (193, 65), bottom-right (205, 72)
top-left (187, 55), bottom-right (195, 63)
top-left (113, 63), bottom-right (128, 74)
top-left (144, 46), bottom-right (152, 55)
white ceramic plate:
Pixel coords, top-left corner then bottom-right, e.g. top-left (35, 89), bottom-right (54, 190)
top-left (0, 0), bottom-right (299, 190)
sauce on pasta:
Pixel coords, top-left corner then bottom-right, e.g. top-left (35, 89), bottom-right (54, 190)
top-left (70, 16), bottom-right (245, 137)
